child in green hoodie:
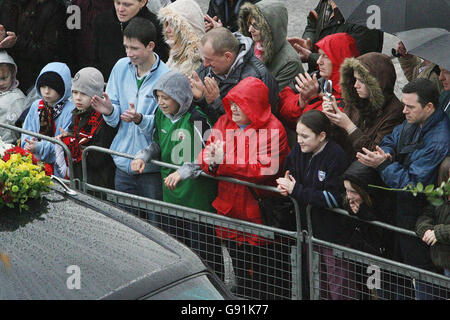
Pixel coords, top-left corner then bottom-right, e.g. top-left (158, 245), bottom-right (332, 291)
top-left (131, 70), bottom-right (217, 248)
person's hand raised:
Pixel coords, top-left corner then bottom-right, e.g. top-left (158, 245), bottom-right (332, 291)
top-left (120, 102), bottom-right (142, 124)
top-left (204, 77), bottom-right (220, 104)
top-left (295, 72), bottom-right (319, 109)
top-left (204, 14), bottom-right (222, 32)
top-left (190, 71), bottom-right (206, 100)
top-left (91, 93), bottom-right (113, 116)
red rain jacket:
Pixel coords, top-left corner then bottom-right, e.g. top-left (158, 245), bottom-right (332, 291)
top-left (198, 77), bottom-right (290, 246)
top-left (278, 33), bottom-right (359, 130)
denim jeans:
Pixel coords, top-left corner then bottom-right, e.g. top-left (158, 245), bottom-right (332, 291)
top-left (114, 168), bottom-right (163, 226)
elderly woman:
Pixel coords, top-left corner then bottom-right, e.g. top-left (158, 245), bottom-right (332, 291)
top-left (237, 0), bottom-right (303, 89)
top-left (93, 0), bottom-right (169, 79)
top-left (158, 0), bottom-right (205, 76)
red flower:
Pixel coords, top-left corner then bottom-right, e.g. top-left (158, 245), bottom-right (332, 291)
top-left (2, 146), bottom-right (51, 176)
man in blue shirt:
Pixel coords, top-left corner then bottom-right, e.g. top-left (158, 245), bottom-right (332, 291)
top-left (357, 78), bottom-right (449, 299)
top-left (92, 17), bottom-right (169, 223)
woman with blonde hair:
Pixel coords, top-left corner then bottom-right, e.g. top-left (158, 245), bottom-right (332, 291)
top-left (158, 0), bottom-right (205, 76)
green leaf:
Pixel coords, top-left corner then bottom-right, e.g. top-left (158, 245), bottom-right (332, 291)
top-left (424, 184), bottom-right (435, 193)
top-left (428, 197), bottom-right (444, 207)
top-left (416, 182), bottom-right (423, 192)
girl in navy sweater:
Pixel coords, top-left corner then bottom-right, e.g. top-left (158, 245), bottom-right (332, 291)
top-left (277, 110), bottom-right (355, 300)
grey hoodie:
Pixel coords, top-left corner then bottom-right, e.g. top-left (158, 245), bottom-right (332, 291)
top-left (135, 71), bottom-right (194, 162)
top-left (152, 70), bottom-right (193, 122)
top-left (238, 0), bottom-right (303, 89)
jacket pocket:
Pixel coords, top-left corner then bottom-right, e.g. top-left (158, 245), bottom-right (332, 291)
top-left (212, 197), bottom-right (233, 216)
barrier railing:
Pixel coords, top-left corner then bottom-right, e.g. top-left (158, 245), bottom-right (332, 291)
top-left (1, 124), bottom-right (448, 299)
top-left (0, 123), bottom-right (75, 188)
top-left (305, 205), bottom-right (450, 300)
top-left (81, 145), bottom-right (304, 300)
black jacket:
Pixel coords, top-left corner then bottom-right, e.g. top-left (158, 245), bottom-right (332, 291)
top-left (303, 0), bottom-right (383, 72)
top-left (93, 6), bottom-right (169, 80)
top-left (0, 0), bottom-right (71, 92)
top-left (283, 140), bottom-right (350, 244)
top-left (341, 161), bottom-right (396, 258)
top-left (207, 0), bottom-right (260, 32)
top-left (194, 33), bottom-right (279, 124)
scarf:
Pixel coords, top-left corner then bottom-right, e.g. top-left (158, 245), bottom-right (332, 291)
top-left (62, 108), bottom-right (104, 163)
top-left (254, 42), bottom-right (264, 60)
top-left (38, 99), bottom-right (65, 137)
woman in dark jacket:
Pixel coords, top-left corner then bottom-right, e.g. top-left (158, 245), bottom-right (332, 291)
top-left (341, 160), bottom-right (397, 299)
top-left (93, 0), bottom-right (169, 80)
top-left (342, 161), bottom-right (395, 258)
top-left (322, 52), bottom-right (405, 159)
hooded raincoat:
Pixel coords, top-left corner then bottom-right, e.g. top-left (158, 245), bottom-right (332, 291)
top-left (0, 51), bottom-right (26, 144)
top-left (158, 0), bottom-right (205, 76)
top-left (278, 33), bottom-right (359, 130)
top-left (237, 0), bottom-right (303, 89)
top-left (21, 62), bottom-right (74, 167)
top-left (339, 52), bottom-right (405, 157)
top-left (198, 77), bottom-right (290, 246)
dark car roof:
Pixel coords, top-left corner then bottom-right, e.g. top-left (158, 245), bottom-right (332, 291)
top-left (0, 184), bottom-right (207, 300)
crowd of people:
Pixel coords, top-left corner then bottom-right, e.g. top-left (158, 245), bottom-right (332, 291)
top-left (0, 0), bottom-right (449, 300)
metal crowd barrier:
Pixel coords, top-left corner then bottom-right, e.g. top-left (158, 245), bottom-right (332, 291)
top-left (1, 123), bottom-right (448, 300)
top-left (81, 145), bottom-right (304, 300)
top-left (306, 206), bottom-right (450, 300)
top-left (0, 123), bottom-right (76, 188)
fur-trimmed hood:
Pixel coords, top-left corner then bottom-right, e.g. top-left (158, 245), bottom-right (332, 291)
top-left (340, 52), bottom-right (397, 115)
top-left (158, 0), bottom-right (205, 75)
top-left (237, 0), bottom-right (287, 66)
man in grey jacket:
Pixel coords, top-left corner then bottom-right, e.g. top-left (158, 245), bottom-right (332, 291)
top-left (190, 27), bottom-right (278, 124)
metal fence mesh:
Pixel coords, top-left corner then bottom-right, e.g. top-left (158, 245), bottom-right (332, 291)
top-left (85, 185), bottom-right (300, 300)
top-left (309, 241), bottom-right (450, 300)
top-left (3, 125), bottom-right (448, 301)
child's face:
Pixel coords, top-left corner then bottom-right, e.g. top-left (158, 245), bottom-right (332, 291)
top-left (72, 90), bottom-right (91, 110)
top-left (0, 64), bottom-right (13, 92)
top-left (40, 86), bottom-right (61, 107)
top-left (124, 36), bottom-right (153, 68)
top-left (156, 90), bottom-right (180, 116)
top-left (296, 121), bottom-right (325, 154)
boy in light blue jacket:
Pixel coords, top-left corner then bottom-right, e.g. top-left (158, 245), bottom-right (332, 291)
top-left (91, 17), bottom-right (169, 210)
top-left (21, 62), bottom-right (74, 177)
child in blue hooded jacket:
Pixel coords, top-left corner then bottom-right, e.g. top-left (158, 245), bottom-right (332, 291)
top-left (21, 62), bottom-right (74, 177)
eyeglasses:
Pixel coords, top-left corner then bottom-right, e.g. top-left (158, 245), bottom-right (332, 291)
top-left (230, 102), bottom-right (241, 111)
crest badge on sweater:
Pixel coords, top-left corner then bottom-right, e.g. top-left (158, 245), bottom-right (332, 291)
top-left (318, 170), bottom-right (326, 182)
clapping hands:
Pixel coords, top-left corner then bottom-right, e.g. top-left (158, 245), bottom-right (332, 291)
top-left (276, 170), bottom-right (296, 196)
top-left (204, 140), bottom-right (225, 167)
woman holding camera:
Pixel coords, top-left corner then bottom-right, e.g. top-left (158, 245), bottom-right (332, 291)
top-left (322, 52), bottom-right (404, 159)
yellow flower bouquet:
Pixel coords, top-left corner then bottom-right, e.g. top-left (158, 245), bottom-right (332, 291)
top-left (0, 146), bottom-right (53, 212)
